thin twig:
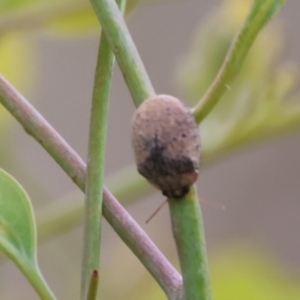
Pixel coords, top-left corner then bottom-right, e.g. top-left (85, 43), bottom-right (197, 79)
top-left (90, 0), bottom-right (155, 106)
top-left (36, 166), bottom-right (153, 243)
top-left (86, 270), bottom-right (99, 300)
top-left (81, 24), bottom-right (113, 300)
top-left (169, 187), bottom-right (212, 300)
top-left (36, 101), bottom-right (300, 244)
top-left (192, 0), bottom-right (286, 124)
top-left (0, 74), bottom-right (182, 299)
top-left (81, 0), bottom-right (126, 298)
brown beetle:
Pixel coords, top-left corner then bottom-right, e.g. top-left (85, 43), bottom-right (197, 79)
top-left (131, 94), bottom-right (200, 198)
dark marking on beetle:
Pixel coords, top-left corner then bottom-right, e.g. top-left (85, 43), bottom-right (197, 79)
top-left (137, 137), bottom-right (198, 198)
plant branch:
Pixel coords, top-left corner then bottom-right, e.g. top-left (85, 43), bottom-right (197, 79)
top-left (36, 102), bottom-right (300, 244)
top-left (203, 104), bottom-right (300, 165)
top-left (0, 74), bottom-right (182, 299)
top-left (192, 0), bottom-right (286, 123)
top-left (90, 0), bottom-right (155, 106)
top-left (82, 0), bottom-right (128, 297)
top-left (87, 270), bottom-right (99, 300)
top-left (81, 21), bottom-right (116, 300)
top-left (24, 263), bottom-right (56, 300)
top-left (36, 166), bottom-right (153, 243)
top-left (169, 187), bottom-right (212, 300)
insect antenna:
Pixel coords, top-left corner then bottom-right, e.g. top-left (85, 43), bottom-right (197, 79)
top-left (146, 198), bottom-right (169, 224)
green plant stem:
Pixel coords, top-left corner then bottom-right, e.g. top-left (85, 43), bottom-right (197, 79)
top-left (105, 165), bottom-right (154, 205)
top-left (192, 0), bottom-right (286, 123)
top-left (169, 187), bottom-right (212, 300)
top-left (87, 270), bottom-right (99, 300)
top-left (11, 257), bottom-right (56, 300)
top-left (36, 103), bottom-right (300, 243)
top-left (0, 74), bottom-right (182, 299)
top-left (1, 243), bottom-right (55, 299)
top-left (203, 105), bottom-right (300, 165)
top-left (25, 264), bottom-right (56, 300)
top-left (81, 0), bottom-right (127, 297)
top-left (90, 0), bottom-right (155, 106)
top-left (81, 32), bottom-right (113, 300)
top-left (36, 166), bottom-right (153, 243)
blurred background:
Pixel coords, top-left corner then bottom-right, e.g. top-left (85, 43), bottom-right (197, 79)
top-left (1, 0), bottom-right (300, 299)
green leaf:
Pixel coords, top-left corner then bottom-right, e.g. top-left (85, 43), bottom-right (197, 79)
top-left (0, 168), bottom-right (56, 300)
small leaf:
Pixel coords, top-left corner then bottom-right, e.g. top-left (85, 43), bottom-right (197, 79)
top-left (0, 168), bottom-right (56, 300)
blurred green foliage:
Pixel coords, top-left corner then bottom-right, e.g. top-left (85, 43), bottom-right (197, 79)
top-left (177, 0), bottom-right (300, 163)
top-left (0, 0), bottom-right (299, 299)
top-left (0, 33), bottom-right (36, 130)
top-left (103, 241), bottom-right (300, 300)
top-left (211, 242), bottom-right (300, 300)
top-left (0, 0), bottom-right (139, 36)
